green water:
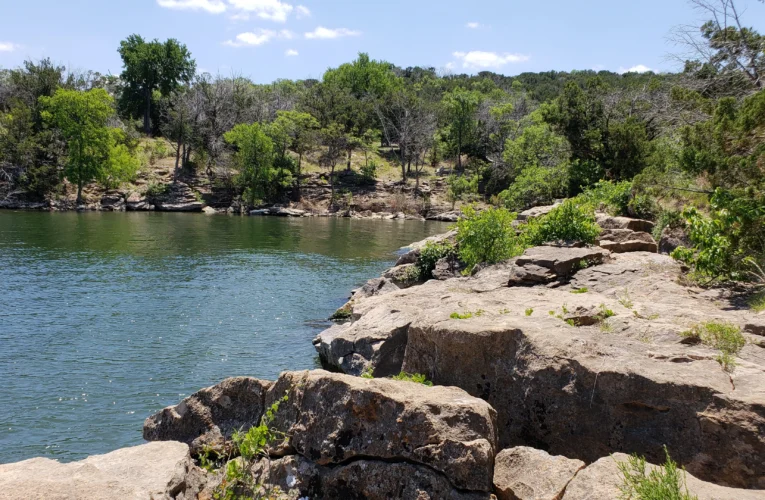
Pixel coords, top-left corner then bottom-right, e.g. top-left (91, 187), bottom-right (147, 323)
top-left (0, 211), bottom-right (448, 463)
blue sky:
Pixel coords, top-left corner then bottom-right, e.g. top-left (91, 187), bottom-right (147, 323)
top-left (1, 0), bottom-right (764, 83)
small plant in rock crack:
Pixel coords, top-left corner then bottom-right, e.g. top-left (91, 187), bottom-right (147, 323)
top-left (391, 372), bottom-right (433, 386)
top-left (571, 287), bottom-right (589, 294)
top-left (598, 304), bottom-right (615, 320)
top-left (618, 446), bottom-right (698, 500)
top-left (450, 310), bottom-right (484, 320)
top-left (360, 366), bottom-right (374, 379)
top-left (499, 308), bottom-right (511, 315)
top-left (618, 288), bottom-right (634, 309)
top-left (214, 395), bottom-right (290, 500)
top-left (680, 321), bottom-right (745, 372)
top-left (525, 308), bottom-right (534, 316)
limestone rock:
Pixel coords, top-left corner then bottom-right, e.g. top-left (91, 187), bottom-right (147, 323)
top-left (126, 192), bottom-right (152, 211)
top-left (427, 210), bottom-right (461, 222)
top-left (144, 377), bottom-right (271, 456)
top-left (100, 193), bottom-right (125, 211)
top-left (202, 206), bottom-right (217, 215)
top-left (508, 246), bottom-right (610, 286)
top-left (493, 447), bottom-right (584, 500)
top-left (596, 229), bottom-right (658, 254)
top-left (596, 213), bottom-right (654, 233)
top-left (562, 453), bottom-right (764, 500)
top-left (270, 207), bottom-right (306, 217)
top-left (268, 370), bottom-right (497, 492)
top-left (659, 226), bottom-right (691, 255)
top-left (744, 320), bottom-right (765, 336)
top-left (517, 203), bottom-right (561, 221)
top-left (0, 442), bottom-right (205, 500)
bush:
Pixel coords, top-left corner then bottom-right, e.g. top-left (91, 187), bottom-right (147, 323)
top-left (681, 321), bottom-right (745, 356)
top-left (576, 180), bottom-right (632, 216)
top-left (618, 446), bottom-right (697, 500)
top-left (524, 199), bottom-right (601, 246)
top-left (415, 241), bottom-right (455, 281)
top-left (652, 209), bottom-right (686, 241)
top-left (455, 206), bottom-right (525, 272)
top-left (145, 181), bottom-right (170, 200)
top-left (671, 188), bottom-right (765, 283)
top-left (446, 174), bottom-right (480, 209)
top-left (360, 160), bottom-right (377, 182)
top-left (498, 164), bottom-right (569, 211)
top-left (391, 372), bottom-right (433, 386)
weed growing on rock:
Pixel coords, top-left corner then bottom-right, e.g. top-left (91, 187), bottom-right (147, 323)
top-left (415, 241), bottom-right (456, 281)
top-left (525, 308), bottom-right (534, 316)
top-left (618, 289), bottom-right (634, 309)
top-left (360, 367), bottom-right (374, 379)
top-left (600, 320), bottom-right (614, 333)
top-left (681, 321), bottom-right (745, 372)
top-left (499, 308), bottom-right (510, 315)
top-left (618, 446), bottom-right (698, 500)
top-left (455, 205), bottom-right (525, 273)
top-left (566, 319), bottom-right (576, 327)
top-left (749, 291), bottom-right (765, 313)
top-left (450, 311), bottom-right (473, 320)
top-left (524, 199), bottom-right (601, 246)
top-left (330, 303), bottom-right (352, 321)
top-left (392, 372), bottom-right (433, 386)
top-left (599, 304), bottom-right (615, 319)
top-left (571, 287), bottom-right (589, 294)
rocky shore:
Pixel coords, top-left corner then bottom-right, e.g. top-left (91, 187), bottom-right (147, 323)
top-left (2, 209), bottom-right (765, 499)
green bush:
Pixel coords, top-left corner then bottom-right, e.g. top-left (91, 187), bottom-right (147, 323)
top-left (415, 241), bottom-right (455, 281)
top-left (681, 321), bottom-right (745, 356)
top-left (671, 188), bottom-right (765, 282)
top-left (576, 180), bottom-right (632, 216)
top-left (360, 160), bottom-right (377, 182)
top-left (446, 174), bottom-right (480, 209)
top-left (145, 182), bottom-right (170, 200)
top-left (652, 209), bottom-right (686, 241)
top-left (618, 446), bottom-right (697, 500)
top-left (498, 165), bottom-right (569, 211)
top-left (455, 206), bottom-right (525, 272)
top-left (524, 200), bottom-right (601, 246)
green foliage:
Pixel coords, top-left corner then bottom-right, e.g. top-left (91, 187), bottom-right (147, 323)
top-left (576, 180), bottom-right (632, 216)
top-left (146, 181), bottom-right (170, 199)
top-left (391, 372), bottom-right (433, 386)
top-left (442, 87), bottom-right (482, 169)
top-left (749, 292), bottom-right (765, 313)
top-left (446, 174), bottom-right (479, 209)
top-left (525, 308), bottom-right (534, 316)
top-left (681, 321), bottom-right (745, 356)
top-left (524, 199), bottom-right (601, 246)
top-left (360, 367), bottom-right (374, 379)
top-left (415, 241), bottom-right (455, 281)
top-left (101, 129), bottom-right (140, 190)
top-left (455, 206), bottom-right (525, 272)
top-left (571, 287), bottom-right (589, 294)
top-left (671, 189), bottom-right (765, 282)
top-left (652, 210), bottom-right (686, 241)
top-left (598, 304), bottom-right (615, 319)
top-left (450, 311), bottom-right (474, 320)
top-left (498, 165), bottom-right (569, 211)
top-left (618, 447), bottom-right (697, 500)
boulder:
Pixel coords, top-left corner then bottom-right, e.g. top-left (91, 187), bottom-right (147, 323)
top-left (268, 370), bottom-right (497, 492)
top-left (126, 192), bottom-right (152, 211)
top-left (508, 246), bottom-right (610, 286)
top-left (100, 193), bottom-right (125, 211)
top-left (596, 213), bottom-right (654, 233)
top-left (427, 211), bottom-right (461, 222)
top-left (596, 229), bottom-right (658, 254)
top-left (0, 442), bottom-right (205, 500)
top-left (143, 377), bottom-right (271, 456)
top-left (269, 207), bottom-right (306, 217)
top-left (659, 226), bottom-right (691, 255)
top-left (156, 201), bottom-right (204, 212)
top-left (350, 276), bottom-right (401, 301)
top-left (202, 206), bottom-right (217, 215)
top-left (250, 209), bottom-right (270, 216)
top-left (562, 453), bottom-right (764, 500)
top-left (744, 320), bottom-right (765, 337)
top-left (493, 447), bottom-right (584, 500)
top-left (517, 203), bottom-right (561, 221)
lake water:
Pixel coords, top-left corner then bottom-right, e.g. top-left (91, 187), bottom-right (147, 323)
top-left (0, 211), bottom-right (447, 463)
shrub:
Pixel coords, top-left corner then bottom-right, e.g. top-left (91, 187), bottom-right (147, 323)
top-left (576, 180), bottom-right (632, 216)
top-left (524, 199), bottom-right (601, 246)
top-left (628, 194), bottom-right (659, 220)
top-left (681, 321), bottom-right (745, 356)
top-left (145, 182), bottom-right (170, 200)
top-left (415, 241), bottom-right (455, 281)
top-left (749, 292), bottom-right (765, 313)
top-left (618, 447), bottom-right (697, 500)
top-left (360, 160), bottom-right (377, 182)
top-left (525, 308), bottom-right (534, 316)
top-left (498, 165), bottom-right (569, 211)
top-left (391, 372), bottom-right (433, 386)
top-left (652, 209), bottom-right (686, 241)
top-left (446, 174), bottom-right (480, 209)
top-left (571, 287), bottom-right (589, 294)
top-left (672, 188), bottom-right (765, 283)
top-left (455, 206), bottom-right (525, 272)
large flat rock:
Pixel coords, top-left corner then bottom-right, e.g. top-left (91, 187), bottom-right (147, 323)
top-left (494, 447), bottom-right (584, 500)
top-left (0, 442), bottom-right (204, 500)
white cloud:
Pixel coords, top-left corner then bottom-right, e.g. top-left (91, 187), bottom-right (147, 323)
top-left (452, 51), bottom-right (530, 69)
top-left (296, 5), bottom-right (310, 17)
top-left (224, 29), bottom-right (276, 47)
top-left (0, 42), bottom-right (18, 52)
top-left (157, 0), bottom-right (226, 13)
top-left (305, 26), bottom-right (361, 39)
top-left (279, 29), bottom-right (295, 39)
top-left (466, 22), bottom-right (481, 29)
top-left (618, 64), bottom-right (654, 74)
top-left (230, 11), bottom-right (250, 20)
top-left (227, 0), bottom-right (293, 22)
top-left (286, 49), bottom-right (299, 56)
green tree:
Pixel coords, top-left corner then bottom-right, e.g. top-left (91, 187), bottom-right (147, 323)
top-left (442, 87), bottom-right (482, 170)
top-left (118, 34), bottom-right (195, 134)
top-left (40, 88), bottom-right (115, 203)
top-left (101, 129), bottom-right (140, 191)
top-left (272, 110), bottom-right (320, 181)
top-left (224, 122), bottom-right (288, 205)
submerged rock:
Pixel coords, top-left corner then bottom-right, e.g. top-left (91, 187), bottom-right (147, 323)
top-left (0, 442), bottom-right (205, 500)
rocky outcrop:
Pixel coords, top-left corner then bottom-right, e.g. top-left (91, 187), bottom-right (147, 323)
top-left (596, 228), bottom-right (658, 254)
top-left (562, 453), bottom-right (764, 500)
top-left (250, 206), bottom-right (307, 217)
top-left (143, 377), bottom-right (271, 456)
top-left (146, 370), bottom-right (498, 496)
top-left (659, 226), bottom-right (691, 255)
top-left (517, 203), bottom-right (561, 221)
top-left (100, 193), bottom-right (126, 211)
top-left (316, 242), bottom-right (765, 489)
top-left (595, 213), bottom-right (654, 233)
top-left (493, 447), bottom-right (584, 500)
top-left (0, 442), bottom-right (206, 500)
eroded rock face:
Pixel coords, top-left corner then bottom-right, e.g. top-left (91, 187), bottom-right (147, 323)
top-left (0, 442), bottom-right (205, 500)
top-left (268, 370), bottom-right (498, 492)
top-left (562, 453), bottom-right (764, 500)
top-left (518, 203), bottom-right (561, 221)
top-left (493, 447), bottom-right (584, 500)
top-left (596, 228), bottom-right (658, 254)
top-left (508, 246), bottom-right (610, 286)
top-left (596, 213), bottom-right (654, 233)
top-left (659, 226), bottom-right (691, 255)
top-left (143, 377), bottom-right (271, 456)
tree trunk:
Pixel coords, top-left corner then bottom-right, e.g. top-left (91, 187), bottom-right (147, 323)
top-left (143, 89), bottom-right (152, 135)
top-left (346, 150), bottom-right (352, 172)
top-left (184, 145), bottom-right (191, 167)
top-left (173, 140), bottom-right (182, 184)
top-left (77, 179), bottom-right (83, 205)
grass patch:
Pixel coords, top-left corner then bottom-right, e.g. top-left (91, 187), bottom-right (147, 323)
top-left (748, 291), bottom-right (765, 312)
top-left (391, 372), bottom-right (433, 386)
top-left (525, 308), bottom-right (534, 317)
top-left (571, 287), bottom-right (589, 294)
top-left (450, 309), bottom-right (483, 320)
top-left (681, 321), bottom-right (745, 372)
top-left (618, 446), bottom-right (698, 500)
top-left (599, 304), bottom-right (615, 319)
top-left (618, 289), bottom-right (634, 309)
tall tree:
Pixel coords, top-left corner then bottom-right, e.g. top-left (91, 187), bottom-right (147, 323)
top-left (118, 35), bottom-right (195, 134)
top-left (442, 87), bottom-right (482, 170)
top-left (40, 88), bottom-right (114, 203)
